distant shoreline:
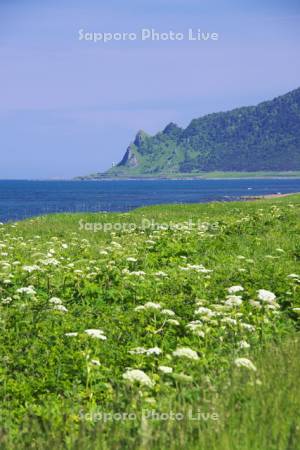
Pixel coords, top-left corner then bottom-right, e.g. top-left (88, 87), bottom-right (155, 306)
top-left (77, 176), bottom-right (300, 181)
top-left (75, 171), bottom-right (300, 181)
top-left (240, 192), bottom-right (300, 201)
top-left (2, 175), bottom-right (300, 182)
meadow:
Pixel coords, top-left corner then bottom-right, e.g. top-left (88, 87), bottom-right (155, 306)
top-left (0, 195), bottom-right (300, 449)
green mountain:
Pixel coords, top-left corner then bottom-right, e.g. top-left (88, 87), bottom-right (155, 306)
top-left (81, 88), bottom-right (300, 178)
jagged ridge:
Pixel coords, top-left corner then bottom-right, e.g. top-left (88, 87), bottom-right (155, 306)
top-left (81, 87), bottom-right (300, 178)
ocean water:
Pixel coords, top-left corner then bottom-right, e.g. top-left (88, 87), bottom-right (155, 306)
top-left (0, 179), bottom-right (300, 222)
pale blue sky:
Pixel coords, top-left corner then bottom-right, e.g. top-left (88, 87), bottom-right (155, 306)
top-left (0, 0), bottom-right (299, 178)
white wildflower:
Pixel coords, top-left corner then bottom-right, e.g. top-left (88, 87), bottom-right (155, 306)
top-left (225, 295), bottom-right (243, 307)
top-left (134, 305), bottom-right (145, 312)
top-left (85, 329), bottom-right (107, 340)
top-left (126, 257), bottom-right (137, 262)
top-left (146, 347), bottom-right (162, 355)
top-left (49, 297), bottom-right (63, 305)
top-left (240, 323), bottom-right (255, 332)
top-left (155, 271), bottom-right (168, 277)
top-left (158, 366), bottom-right (173, 374)
top-left (127, 271), bottom-right (146, 276)
top-left (221, 317), bottom-right (237, 326)
top-left (40, 258), bottom-right (60, 266)
top-left (266, 303), bottom-right (280, 310)
top-left (129, 347), bottom-right (162, 356)
top-left (182, 264), bottom-right (212, 273)
top-left (257, 289), bottom-right (276, 303)
top-left (234, 357), bottom-right (257, 371)
top-left (143, 302), bottom-right (162, 310)
top-left (194, 306), bottom-right (215, 317)
top-left (186, 321), bottom-right (205, 338)
top-left (53, 304), bottom-right (68, 312)
top-left (123, 369), bottom-right (154, 387)
top-left (227, 285), bottom-right (244, 294)
top-left (172, 347), bottom-right (199, 360)
top-left (22, 265), bottom-right (40, 273)
top-left (249, 300), bottom-right (262, 309)
top-left (239, 340), bottom-right (250, 349)
top-left (16, 286), bottom-right (36, 296)
top-left (111, 241), bottom-right (122, 248)
top-left (166, 319), bottom-right (180, 326)
top-left (90, 359), bottom-right (101, 366)
top-left (161, 309), bottom-right (175, 316)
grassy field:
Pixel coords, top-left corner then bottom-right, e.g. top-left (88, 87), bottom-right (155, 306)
top-left (0, 195), bottom-right (300, 449)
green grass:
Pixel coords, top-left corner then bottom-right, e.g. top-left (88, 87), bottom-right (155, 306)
top-left (0, 195), bottom-right (300, 449)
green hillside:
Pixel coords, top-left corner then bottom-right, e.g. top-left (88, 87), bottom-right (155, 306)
top-left (81, 87), bottom-right (300, 179)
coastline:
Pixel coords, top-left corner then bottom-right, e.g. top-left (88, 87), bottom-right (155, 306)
top-left (76, 176), bottom-right (300, 181)
top-left (75, 171), bottom-right (300, 181)
top-left (239, 192), bottom-right (300, 201)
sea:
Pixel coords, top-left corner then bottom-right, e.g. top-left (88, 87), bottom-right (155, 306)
top-left (0, 178), bottom-right (300, 223)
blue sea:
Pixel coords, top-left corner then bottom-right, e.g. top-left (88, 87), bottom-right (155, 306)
top-left (0, 179), bottom-right (300, 223)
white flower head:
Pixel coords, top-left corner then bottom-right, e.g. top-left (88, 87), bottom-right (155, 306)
top-left (172, 347), bottom-right (199, 360)
top-left (123, 369), bottom-right (154, 387)
top-left (225, 295), bottom-right (243, 307)
top-left (240, 323), bottom-right (255, 332)
top-left (146, 347), bottom-right (162, 356)
top-left (227, 285), bottom-right (244, 294)
top-left (90, 359), bottom-right (101, 366)
top-left (158, 365), bottom-right (173, 374)
top-left (239, 340), bottom-right (250, 349)
top-left (257, 289), bottom-right (276, 303)
top-left (128, 270), bottom-right (146, 277)
top-left (144, 302), bottom-right (162, 310)
top-left (249, 299), bottom-right (262, 309)
top-left (234, 357), bottom-right (257, 371)
top-left (22, 265), bottom-right (40, 273)
top-left (221, 317), bottom-right (237, 325)
top-left (126, 257), bottom-right (137, 262)
top-left (167, 319), bottom-right (180, 326)
top-left (155, 271), bottom-right (168, 277)
top-left (194, 306), bottom-right (215, 317)
top-left (129, 347), bottom-right (162, 356)
top-left (53, 304), bottom-right (68, 312)
top-left (134, 305), bottom-right (145, 312)
top-left (85, 329), bottom-right (107, 340)
top-left (161, 309), bottom-right (175, 316)
top-left (16, 286), bottom-right (36, 296)
top-left (49, 297), bottom-right (63, 305)
top-left (186, 322), bottom-right (205, 338)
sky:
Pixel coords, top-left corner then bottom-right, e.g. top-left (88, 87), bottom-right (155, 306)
top-left (0, 0), bottom-right (299, 179)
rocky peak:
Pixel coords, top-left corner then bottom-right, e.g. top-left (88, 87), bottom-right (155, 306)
top-left (162, 122), bottom-right (182, 138)
top-left (117, 144), bottom-right (139, 167)
top-left (134, 130), bottom-right (149, 147)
